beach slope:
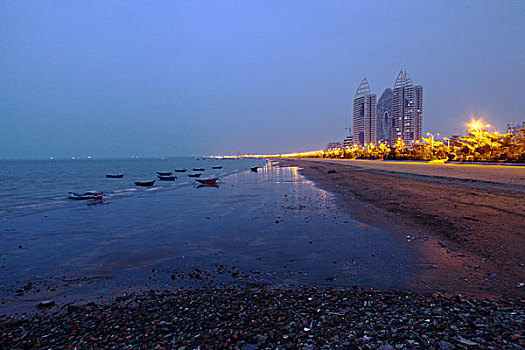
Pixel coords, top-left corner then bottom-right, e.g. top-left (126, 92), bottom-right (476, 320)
top-left (278, 158), bottom-right (525, 297)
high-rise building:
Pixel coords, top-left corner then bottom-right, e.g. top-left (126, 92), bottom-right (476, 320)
top-left (392, 70), bottom-right (423, 145)
top-left (507, 121), bottom-right (525, 134)
top-left (377, 88), bottom-right (393, 145)
top-left (353, 77), bottom-right (377, 147)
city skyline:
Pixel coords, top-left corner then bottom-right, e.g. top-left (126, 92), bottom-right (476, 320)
top-left (351, 70), bottom-right (423, 148)
top-left (1, 1), bottom-right (524, 158)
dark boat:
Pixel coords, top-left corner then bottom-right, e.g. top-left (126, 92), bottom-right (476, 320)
top-left (212, 166), bottom-right (223, 169)
top-left (251, 167), bottom-right (259, 172)
top-left (193, 168), bottom-right (205, 171)
top-left (68, 191), bottom-right (103, 200)
top-left (174, 168), bottom-right (187, 172)
top-left (106, 174), bottom-right (124, 178)
top-left (188, 173), bottom-right (201, 177)
top-left (157, 175), bottom-right (177, 181)
top-left (135, 180), bottom-right (156, 187)
top-left (196, 177), bottom-right (218, 185)
top-left (157, 171), bottom-right (173, 176)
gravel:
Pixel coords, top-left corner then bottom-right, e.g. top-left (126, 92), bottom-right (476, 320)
top-left (1, 286), bottom-right (523, 349)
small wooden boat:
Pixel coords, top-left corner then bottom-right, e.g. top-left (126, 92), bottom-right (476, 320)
top-left (188, 173), bottom-right (201, 177)
top-left (68, 192), bottom-right (103, 200)
top-left (158, 175), bottom-right (177, 181)
top-left (157, 171), bottom-right (173, 176)
top-left (193, 168), bottom-right (205, 171)
top-left (106, 174), bottom-right (124, 178)
top-left (135, 180), bottom-right (156, 187)
top-left (212, 166), bottom-right (223, 169)
top-left (174, 168), bottom-right (187, 172)
top-left (196, 177), bottom-right (218, 185)
top-left (250, 167), bottom-right (258, 172)
top-left (327, 169), bottom-right (337, 174)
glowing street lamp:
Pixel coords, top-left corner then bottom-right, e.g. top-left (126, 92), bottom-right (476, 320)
top-left (468, 119), bottom-right (490, 132)
top-left (443, 137), bottom-right (450, 148)
top-left (426, 132), bottom-right (439, 153)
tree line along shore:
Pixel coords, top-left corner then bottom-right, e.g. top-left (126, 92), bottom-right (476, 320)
top-left (287, 127), bottom-right (525, 163)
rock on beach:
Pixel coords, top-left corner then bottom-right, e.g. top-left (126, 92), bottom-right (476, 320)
top-left (1, 286), bottom-right (523, 349)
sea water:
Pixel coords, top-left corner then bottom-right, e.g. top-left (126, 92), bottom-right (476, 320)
top-left (0, 158), bottom-right (415, 312)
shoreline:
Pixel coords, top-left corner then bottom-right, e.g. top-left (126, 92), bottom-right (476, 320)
top-left (276, 158), bottom-right (525, 298)
top-left (0, 160), bottom-right (524, 348)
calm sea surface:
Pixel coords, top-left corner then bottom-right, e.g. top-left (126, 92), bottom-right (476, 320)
top-left (0, 158), bottom-right (416, 313)
top-left (0, 157), bottom-right (257, 218)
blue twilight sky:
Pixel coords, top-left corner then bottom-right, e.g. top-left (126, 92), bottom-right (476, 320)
top-left (1, 0), bottom-right (524, 158)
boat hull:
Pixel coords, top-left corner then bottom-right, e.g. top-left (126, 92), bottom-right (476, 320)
top-left (196, 177), bottom-right (218, 185)
top-left (68, 192), bottom-right (103, 200)
top-left (135, 181), bottom-right (156, 187)
top-left (158, 175), bottom-right (177, 181)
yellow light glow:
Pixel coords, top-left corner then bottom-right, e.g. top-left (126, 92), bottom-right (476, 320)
top-left (468, 118), bottom-right (490, 132)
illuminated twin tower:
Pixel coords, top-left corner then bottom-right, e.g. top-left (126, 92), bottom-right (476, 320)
top-left (352, 70), bottom-right (423, 147)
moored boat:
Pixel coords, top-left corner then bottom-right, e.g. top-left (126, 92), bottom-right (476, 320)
top-left (188, 173), bottom-right (201, 177)
top-left (250, 167), bottom-right (259, 172)
top-left (157, 171), bottom-right (173, 176)
top-left (157, 175), bottom-right (177, 181)
top-left (174, 168), bottom-right (187, 172)
top-left (196, 177), bottom-right (218, 185)
top-left (212, 166), bottom-right (223, 169)
top-left (68, 192), bottom-right (103, 200)
top-left (106, 174), bottom-right (124, 178)
top-left (135, 180), bottom-right (156, 187)
top-left (193, 168), bottom-right (205, 171)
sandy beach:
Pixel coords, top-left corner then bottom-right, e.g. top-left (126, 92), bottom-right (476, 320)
top-left (278, 158), bottom-right (525, 298)
top-left (1, 160), bottom-right (523, 349)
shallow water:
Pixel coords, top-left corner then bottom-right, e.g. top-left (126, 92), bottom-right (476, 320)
top-left (0, 159), bottom-right (416, 312)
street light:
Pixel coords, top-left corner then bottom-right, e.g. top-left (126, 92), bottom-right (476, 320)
top-left (426, 132), bottom-right (440, 154)
top-left (468, 119), bottom-right (490, 132)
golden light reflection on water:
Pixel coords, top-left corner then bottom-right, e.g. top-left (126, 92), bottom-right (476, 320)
top-left (226, 161), bottom-right (330, 209)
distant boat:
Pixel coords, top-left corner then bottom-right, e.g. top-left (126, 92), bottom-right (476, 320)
top-left (106, 174), bottom-right (124, 178)
top-left (68, 192), bottom-right (103, 200)
top-left (212, 166), bottom-right (223, 169)
top-left (193, 168), bottom-right (205, 171)
top-left (174, 168), bottom-right (187, 172)
top-left (158, 175), bottom-right (177, 181)
top-left (135, 180), bottom-right (156, 187)
top-left (157, 171), bottom-right (173, 176)
top-left (429, 159), bottom-right (448, 164)
top-left (188, 173), bottom-right (201, 177)
top-left (196, 177), bottom-right (218, 185)
top-left (250, 167), bottom-right (258, 172)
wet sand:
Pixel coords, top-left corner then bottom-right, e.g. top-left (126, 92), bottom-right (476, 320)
top-left (278, 158), bottom-right (525, 298)
top-left (1, 160), bottom-right (524, 349)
